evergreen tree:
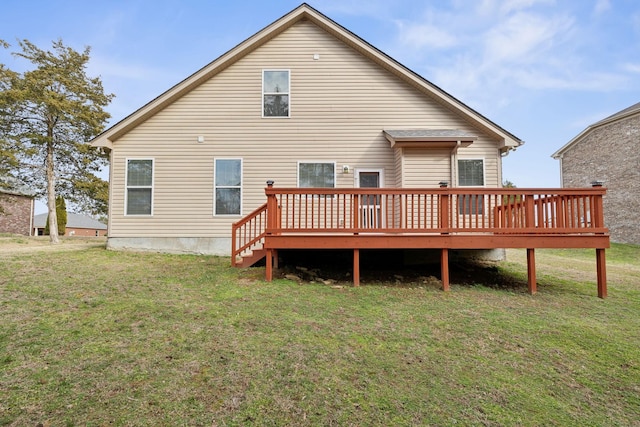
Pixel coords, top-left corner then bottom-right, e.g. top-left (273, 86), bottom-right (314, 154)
top-left (0, 39), bottom-right (113, 243)
top-left (44, 197), bottom-right (66, 235)
top-left (56, 195), bottom-right (67, 236)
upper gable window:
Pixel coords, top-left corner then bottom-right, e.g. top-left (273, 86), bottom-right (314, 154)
top-left (263, 70), bottom-right (289, 117)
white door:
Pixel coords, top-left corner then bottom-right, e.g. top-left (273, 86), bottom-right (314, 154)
top-left (356, 170), bottom-right (384, 229)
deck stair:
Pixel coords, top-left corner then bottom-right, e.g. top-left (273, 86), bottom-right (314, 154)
top-left (231, 203), bottom-right (268, 268)
top-left (235, 246), bottom-right (266, 268)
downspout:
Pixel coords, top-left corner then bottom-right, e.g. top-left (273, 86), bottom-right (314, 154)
top-left (29, 197), bottom-right (34, 236)
top-left (450, 141), bottom-right (461, 187)
top-left (556, 154), bottom-right (564, 187)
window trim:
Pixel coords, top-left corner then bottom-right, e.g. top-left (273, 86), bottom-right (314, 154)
top-left (125, 158), bottom-right (154, 216)
top-left (262, 69), bottom-right (291, 118)
top-left (214, 157), bottom-right (243, 217)
top-left (297, 161), bottom-right (337, 189)
top-left (457, 158), bottom-right (486, 188)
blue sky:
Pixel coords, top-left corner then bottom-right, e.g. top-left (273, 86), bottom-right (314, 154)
top-left (2, 0), bottom-right (639, 200)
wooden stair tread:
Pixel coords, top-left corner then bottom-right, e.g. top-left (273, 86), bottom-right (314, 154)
top-left (237, 248), bottom-right (266, 268)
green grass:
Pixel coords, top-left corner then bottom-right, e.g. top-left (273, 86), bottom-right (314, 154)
top-left (1, 242), bottom-right (639, 426)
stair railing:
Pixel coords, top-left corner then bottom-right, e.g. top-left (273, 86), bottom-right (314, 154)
top-left (231, 203), bottom-right (267, 266)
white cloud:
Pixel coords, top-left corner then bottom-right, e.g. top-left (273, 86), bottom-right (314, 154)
top-left (593, 0), bottom-right (611, 15)
top-left (395, 21), bottom-right (458, 49)
top-left (622, 63), bottom-right (640, 73)
top-left (632, 12), bottom-right (640, 32)
top-left (498, 0), bottom-right (556, 15)
top-left (512, 68), bottom-right (626, 90)
top-left (483, 12), bottom-right (574, 64)
top-left (391, 1), bottom-right (640, 115)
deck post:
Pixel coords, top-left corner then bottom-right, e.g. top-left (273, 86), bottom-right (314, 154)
top-left (441, 248), bottom-right (450, 291)
top-left (266, 180), bottom-right (277, 232)
top-left (353, 249), bottom-right (360, 286)
top-left (265, 180), bottom-right (276, 282)
top-left (591, 182), bottom-right (607, 299)
top-left (527, 248), bottom-right (537, 294)
top-left (438, 182), bottom-right (450, 233)
top-left (265, 249), bottom-right (273, 282)
top-left (596, 248), bottom-right (607, 298)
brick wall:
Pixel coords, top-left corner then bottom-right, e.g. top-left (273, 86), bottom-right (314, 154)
top-left (0, 193), bottom-right (33, 236)
top-left (66, 227), bottom-right (107, 237)
top-left (560, 114), bottom-right (640, 245)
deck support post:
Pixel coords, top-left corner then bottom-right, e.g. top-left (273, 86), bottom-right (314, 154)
top-left (527, 248), bottom-right (537, 294)
top-left (353, 249), bottom-right (360, 287)
top-left (596, 248), bottom-right (607, 298)
top-left (265, 249), bottom-right (273, 282)
top-left (441, 248), bottom-right (449, 291)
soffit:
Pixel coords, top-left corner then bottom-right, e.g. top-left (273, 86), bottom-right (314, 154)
top-left (384, 129), bottom-right (476, 149)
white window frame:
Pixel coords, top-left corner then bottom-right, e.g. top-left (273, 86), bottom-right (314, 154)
top-left (262, 69), bottom-right (290, 118)
top-left (214, 158), bottom-right (243, 216)
top-left (125, 158), bottom-right (154, 216)
top-left (457, 158), bottom-right (485, 187)
top-left (297, 161), bottom-right (336, 189)
top-left (457, 158), bottom-right (485, 215)
top-left (354, 168), bottom-right (385, 188)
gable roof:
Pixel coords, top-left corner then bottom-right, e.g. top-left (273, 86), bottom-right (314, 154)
top-left (33, 213), bottom-right (107, 230)
top-left (0, 188), bottom-right (34, 198)
top-left (0, 177), bottom-right (35, 197)
top-left (552, 101), bottom-right (640, 158)
top-left (90, 3), bottom-right (522, 151)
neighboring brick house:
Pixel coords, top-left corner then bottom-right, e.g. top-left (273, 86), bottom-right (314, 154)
top-left (552, 101), bottom-right (640, 245)
top-left (0, 189), bottom-right (35, 236)
top-left (33, 212), bottom-right (107, 237)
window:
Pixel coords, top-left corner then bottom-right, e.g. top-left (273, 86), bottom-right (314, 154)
top-left (458, 159), bottom-right (484, 214)
top-left (458, 159), bottom-right (484, 186)
top-left (298, 162), bottom-right (335, 188)
top-left (215, 159), bottom-right (242, 215)
top-left (263, 70), bottom-right (289, 117)
top-left (126, 159), bottom-right (153, 215)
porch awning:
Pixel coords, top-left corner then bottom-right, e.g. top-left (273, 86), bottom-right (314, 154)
top-left (383, 129), bottom-right (477, 149)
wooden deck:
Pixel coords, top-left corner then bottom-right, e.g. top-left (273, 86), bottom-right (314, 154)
top-left (232, 182), bottom-right (610, 297)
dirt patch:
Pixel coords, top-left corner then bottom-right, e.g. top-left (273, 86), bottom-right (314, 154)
top-left (274, 249), bottom-right (527, 290)
top-left (0, 236), bottom-right (106, 256)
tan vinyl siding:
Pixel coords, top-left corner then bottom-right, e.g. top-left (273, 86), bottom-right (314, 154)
top-left (402, 149), bottom-right (451, 188)
top-left (394, 148), bottom-right (403, 187)
top-left (109, 19), bottom-right (504, 239)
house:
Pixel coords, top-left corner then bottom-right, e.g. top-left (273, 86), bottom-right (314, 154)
top-left (552, 101), bottom-right (640, 245)
top-left (91, 4), bottom-right (609, 296)
top-left (91, 3), bottom-right (523, 254)
top-left (0, 188), bottom-right (35, 236)
top-left (33, 213), bottom-right (107, 237)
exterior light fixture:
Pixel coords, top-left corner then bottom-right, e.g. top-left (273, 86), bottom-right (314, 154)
top-left (197, 136), bottom-right (205, 143)
top-left (343, 165), bottom-right (350, 174)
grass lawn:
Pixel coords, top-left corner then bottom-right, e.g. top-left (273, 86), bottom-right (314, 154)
top-left (1, 238), bottom-right (639, 426)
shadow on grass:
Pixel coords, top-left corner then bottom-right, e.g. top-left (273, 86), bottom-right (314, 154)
top-left (272, 249), bottom-right (530, 293)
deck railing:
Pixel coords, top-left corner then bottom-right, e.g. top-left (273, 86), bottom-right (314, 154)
top-left (263, 186), bottom-right (607, 236)
top-left (231, 202), bottom-right (268, 266)
top-left (233, 184), bottom-right (608, 297)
